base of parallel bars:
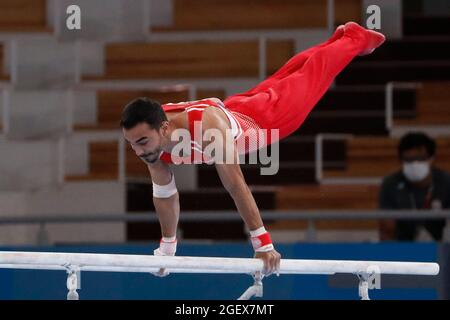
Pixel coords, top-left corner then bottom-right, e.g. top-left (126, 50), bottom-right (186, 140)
top-left (357, 272), bottom-right (373, 300)
top-left (238, 272), bottom-right (264, 300)
top-left (66, 266), bottom-right (80, 300)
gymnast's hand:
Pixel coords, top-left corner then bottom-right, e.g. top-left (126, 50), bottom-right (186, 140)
top-left (255, 248), bottom-right (281, 276)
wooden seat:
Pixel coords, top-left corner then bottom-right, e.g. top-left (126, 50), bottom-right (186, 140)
top-left (69, 87), bottom-right (227, 181)
top-left (85, 40), bottom-right (294, 80)
top-left (153, 0), bottom-right (361, 31)
top-left (198, 164), bottom-right (316, 187)
top-left (395, 82), bottom-right (450, 125)
top-left (126, 145), bottom-right (148, 178)
top-left (66, 141), bottom-right (119, 181)
top-left (74, 88), bottom-right (226, 130)
top-left (65, 173), bottom-right (119, 181)
top-left (337, 61), bottom-right (450, 85)
top-left (267, 184), bottom-right (379, 230)
top-left (64, 140), bottom-right (160, 181)
top-left (0, 44), bottom-right (9, 80)
top-left (267, 219), bottom-right (378, 231)
top-left (335, 0), bottom-right (363, 26)
top-left (324, 137), bottom-right (450, 178)
top-left (76, 89), bottom-right (190, 130)
top-left (276, 184), bottom-right (380, 210)
top-left (0, 0), bottom-right (51, 32)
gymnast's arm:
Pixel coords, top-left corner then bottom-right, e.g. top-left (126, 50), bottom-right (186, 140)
top-left (203, 108), bottom-right (281, 275)
top-left (147, 161), bottom-right (180, 246)
top-left (216, 161), bottom-right (263, 228)
top-left (214, 155), bottom-right (281, 275)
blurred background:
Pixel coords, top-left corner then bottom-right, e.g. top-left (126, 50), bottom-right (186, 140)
top-left (0, 0), bottom-right (449, 299)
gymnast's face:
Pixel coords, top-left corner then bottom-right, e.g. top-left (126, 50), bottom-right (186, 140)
top-left (122, 122), bottom-right (169, 165)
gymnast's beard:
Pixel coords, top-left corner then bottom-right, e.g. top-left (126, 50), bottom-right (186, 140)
top-left (140, 148), bottom-right (162, 164)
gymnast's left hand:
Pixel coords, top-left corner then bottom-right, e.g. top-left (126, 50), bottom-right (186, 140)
top-left (254, 248), bottom-right (281, 276)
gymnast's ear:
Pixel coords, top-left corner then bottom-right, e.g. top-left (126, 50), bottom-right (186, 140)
top-left (159, 120), bottom-right (170, 136)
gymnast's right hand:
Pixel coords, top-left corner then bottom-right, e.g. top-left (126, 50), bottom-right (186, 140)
top-left (152, 237), bottom-right (177, 277)
top-left (250, 227), bottom-right (280, 276)
top-left (255, 248), bottom-right (281, 276)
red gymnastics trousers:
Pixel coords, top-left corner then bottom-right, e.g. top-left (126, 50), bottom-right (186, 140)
top-left (223, 22), bottom-right (384, 141)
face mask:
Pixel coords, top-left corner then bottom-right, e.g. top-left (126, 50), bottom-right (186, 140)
top-left (402, 161), bottom-right (430, 182)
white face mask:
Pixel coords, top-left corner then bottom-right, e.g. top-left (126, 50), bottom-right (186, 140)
top-left (402, 161), bottom-right (430, 182)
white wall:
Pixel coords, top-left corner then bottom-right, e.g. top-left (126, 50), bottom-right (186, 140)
top-left (50, 0), bottom-right (175, 40)
top-left (0, 137), bottom-right (60, 191)
top-left (1, 41), bottom-right (9, 76)
top-left (0, 89), bottom-right (3, 130)
top-left (78, 41), bottom-right (104, 77)
top-left (64, 135), bottom-right (89, 175)
top-left (0, 192), bottom-right (31, 245)
top-left (13, 39), bottom-right (77, 89)
top-left (150, 0), bottom-right (173, 28)
top-left (27, 182), bottom-right (126, 245)
top-left (5, 90), bottom-right (70, 139)
top-left (72, 88), bottom-right (97, 125)
top-left (62, 131), bottom-right (123, 177)
top-left (54, 0), bottom-right (149, 41)
top-left (0, 182), bottom-right (126, 245)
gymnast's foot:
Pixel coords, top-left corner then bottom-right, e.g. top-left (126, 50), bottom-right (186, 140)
top-left (329, 24), bottom-right (345, 43)
top-left (344, 21), bottom-right (386, 56)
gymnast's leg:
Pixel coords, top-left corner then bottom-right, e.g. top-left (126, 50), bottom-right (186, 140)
top-left (225, 22), bottom-right (385, 140)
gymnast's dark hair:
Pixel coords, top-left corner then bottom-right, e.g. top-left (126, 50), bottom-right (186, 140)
top-left (398, 132), bottom-right (436, 159)
top-left (120, 97), bottom-right (167, 130)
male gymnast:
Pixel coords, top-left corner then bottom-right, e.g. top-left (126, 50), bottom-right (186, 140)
top-left (120, 22), bottom-right (385, 276)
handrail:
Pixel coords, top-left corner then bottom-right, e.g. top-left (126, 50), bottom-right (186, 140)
top-left (315, 133), bottom-right (353, 183)
top-left (0, 210), bottom-right (449, 225)
top-left (385, 81), bottom-right (422, 131)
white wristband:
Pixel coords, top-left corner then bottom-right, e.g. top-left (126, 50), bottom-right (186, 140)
top-left (255, 244), bottom-right (274, 253)
top-left (250, 226), bottom-right (267, 237)
top-left (152, 173), bottom-right (177, 198)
